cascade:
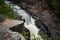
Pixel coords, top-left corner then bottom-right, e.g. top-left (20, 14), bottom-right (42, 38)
top-left (4, 0), bottom-right (43, 40)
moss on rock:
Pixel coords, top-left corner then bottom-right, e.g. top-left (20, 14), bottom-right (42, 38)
top-left (0, 0), bottom-right (17, 19)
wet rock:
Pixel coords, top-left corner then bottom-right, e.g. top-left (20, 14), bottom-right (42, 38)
top-left (0, 25), bottom-right (26, 40)
top-left (4, 0), bottom-right (60, 40)
top-left (10, 23), bottom-right (24, 33)
top-left (0, 16), bottom-right (26, 40)
top-left (0, 26), bottom-right (13, 40)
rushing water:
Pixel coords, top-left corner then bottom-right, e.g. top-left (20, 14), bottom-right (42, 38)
top-left (4, 0), bottom-right (43, 40)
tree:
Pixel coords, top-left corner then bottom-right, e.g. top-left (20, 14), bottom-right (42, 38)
top-left (52, 0), bottom-right (60, 18)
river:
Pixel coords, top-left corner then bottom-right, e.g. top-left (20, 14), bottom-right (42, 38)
top-left (4, 0), bottom-right (44, 40)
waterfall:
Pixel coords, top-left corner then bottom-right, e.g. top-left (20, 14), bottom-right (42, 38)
top-left (4, 0), bottom-right (43, 40)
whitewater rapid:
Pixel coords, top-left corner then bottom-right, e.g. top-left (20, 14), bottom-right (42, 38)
top-left (4, 0), bottom-right (43, 40)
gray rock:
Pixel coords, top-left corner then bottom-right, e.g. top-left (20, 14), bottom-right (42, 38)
top-left (0, 25), bottom-right (25, 40)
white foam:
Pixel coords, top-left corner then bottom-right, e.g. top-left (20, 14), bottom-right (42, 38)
top-left (13, 5), bottom-right (21, 10)
top-left (4, 0), bottom-right (44, 40)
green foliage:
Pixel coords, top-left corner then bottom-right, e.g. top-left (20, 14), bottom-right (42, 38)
top-left (55, 10), bottom-right (60, 17)
top-left (0, 4), bottom-right (17, 19)
top-left (0, 0), bottom-right (17, 19)
top-left (52, 0), bottom-right (60, 17)
top-left (0, 0), bottom-right (4, 5)
top-left (38, 31), bottom-right (51, 40)
top-left (22, 30), bottom-right (29, 40)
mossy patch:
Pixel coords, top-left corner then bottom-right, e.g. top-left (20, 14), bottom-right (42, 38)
top-left (0, 0), bottom-right (17, 19)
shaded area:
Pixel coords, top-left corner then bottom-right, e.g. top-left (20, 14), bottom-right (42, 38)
top-left (0, 0), bottom-right (60, 40)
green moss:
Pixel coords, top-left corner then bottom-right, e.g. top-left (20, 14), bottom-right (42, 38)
top-left (0, 4), bottom-right (17, 19)
top-left (22, 30), bottom-right (29, 40)
top-left (0, 0), bottom-right (17, 19)
top-left (38, 31), bottom-right (51, 40)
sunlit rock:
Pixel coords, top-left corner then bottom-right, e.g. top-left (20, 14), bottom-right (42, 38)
top-left (1, 19), bottom-right (23, 28)
top-left (0, 16), bottom-right (25, 40)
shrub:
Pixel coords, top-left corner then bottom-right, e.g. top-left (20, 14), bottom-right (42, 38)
top-left (52, 0), bottom-right (60, 18)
